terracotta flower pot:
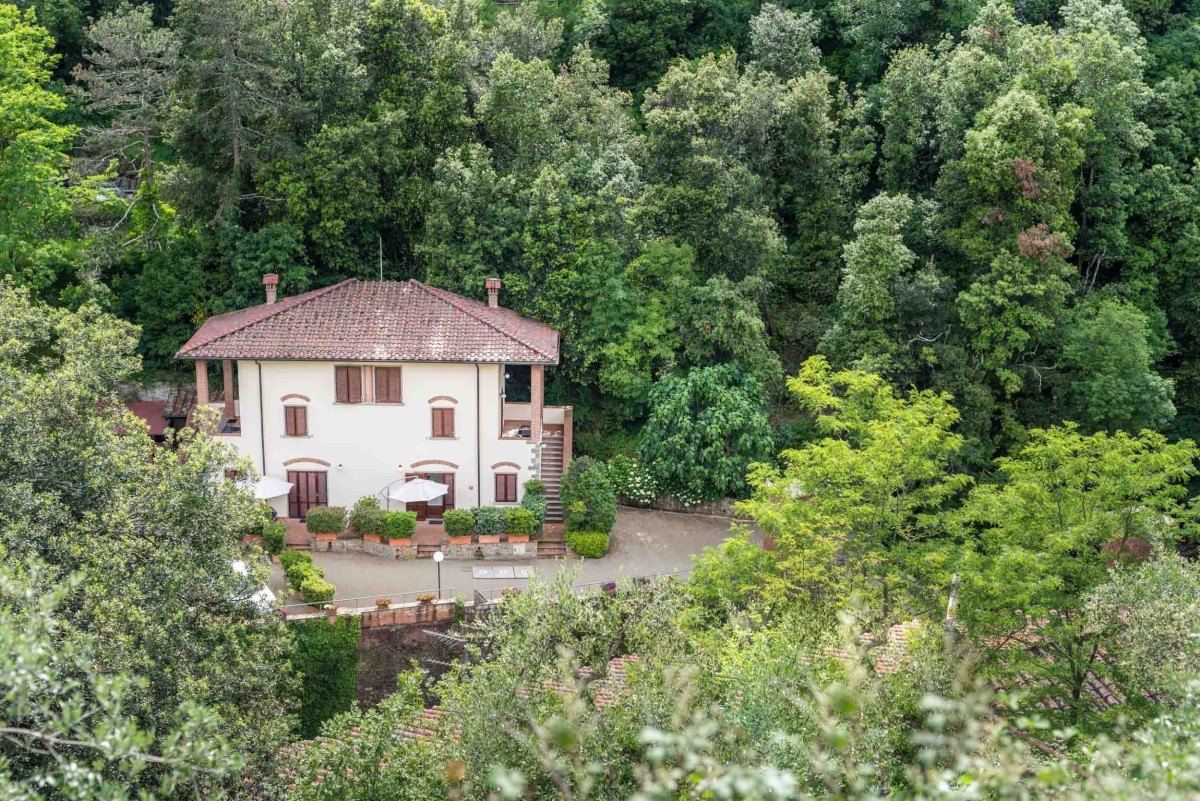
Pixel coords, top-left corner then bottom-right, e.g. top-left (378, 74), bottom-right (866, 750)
top-left (448, 536), bottom-right (472, 545)
top-left (507, 534), bottom-right (530, 544)
top-left (477, 534), bottom-right (500, 544)
top-left (364, 534), bottom-right (381, 543)
top-left (388, 538), bottom-right (412, 547)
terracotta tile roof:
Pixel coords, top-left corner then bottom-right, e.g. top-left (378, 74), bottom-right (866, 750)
top-left (175, 280), bottom-right (560, 364)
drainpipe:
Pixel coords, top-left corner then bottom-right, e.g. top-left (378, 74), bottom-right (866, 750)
top-left (476, 364), bottom-right (481, 509)
top-left (256, 361), bottom-right (266, 476)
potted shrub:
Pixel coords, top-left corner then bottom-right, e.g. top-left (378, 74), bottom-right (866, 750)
top-left (601, 580), bottom-right (618, 596)
top-left (382, 510), bottom-right (417, 545)
top-left (565, 531), bottom-right (610, 559)
top-left (305, 506), bottom-right (347, 540)
top-left (504, 508), bottom-right (537, 543)
top-left (349, 496), bottom-right (384, 541)
top-left (443, 508), bottom-right (475, 542)
top-left (262, 520), bottom-right (286, 559)
top-left (375, 597), bottom-right (392, 609)
top-left (474, 506), bottom-right (506, 543)
top-left (415, 592), bottom-right (435, 605)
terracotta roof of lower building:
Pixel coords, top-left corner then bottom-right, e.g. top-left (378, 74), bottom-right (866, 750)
top-left (175, 279), bottom-right (560, 364)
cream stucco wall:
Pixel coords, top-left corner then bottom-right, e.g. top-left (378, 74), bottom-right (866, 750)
top-left (223, 360), bottom-right (538, 517)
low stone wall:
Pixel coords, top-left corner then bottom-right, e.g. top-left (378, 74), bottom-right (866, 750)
top-left (618, 495), bottom-right (744, 518)
top-left (314, 536), bottom-right (533, 560)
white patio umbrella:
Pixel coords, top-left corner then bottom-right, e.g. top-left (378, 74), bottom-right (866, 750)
top-left (389, 478), bottom-right (450, 503)
top-left (252, 476), bottom-right (294, 499)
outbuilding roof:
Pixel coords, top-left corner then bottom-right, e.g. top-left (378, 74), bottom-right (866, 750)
top-left (175, 279), bottom-right (560, 364)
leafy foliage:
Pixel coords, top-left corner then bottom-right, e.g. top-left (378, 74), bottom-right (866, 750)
top-left (564, 531), bottom-right (610, 558)
top-left (289, 616), bottom-right (361, 739)
top-left (442, 508), bottom-right (476, 537)
top-left (306, 506), bottom-right (347, 535)
top-left (560, 456), bottom-right (617, 533)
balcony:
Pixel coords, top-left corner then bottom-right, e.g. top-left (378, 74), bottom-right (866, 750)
top-left (501, 402), bottom-right (569, 439)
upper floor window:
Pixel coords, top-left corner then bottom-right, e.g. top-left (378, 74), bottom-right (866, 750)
top-left (334, 366), bottom-right (362, 404)
top-left (432, 407), bottom-right (455, 438)
top-left (374, 366), bottom-right (402, 404)
top-left (284, 405), bottom-right (308, 437)
top-left (495, 473), bottom-right (517, 503)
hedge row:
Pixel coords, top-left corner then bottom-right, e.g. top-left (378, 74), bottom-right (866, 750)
top-left (565, 531), bottom-right (610, 558)
top-left (281, 550), bottom-right (336, 603)
top-left (441, 506), bottom-right (538, 537)
top-left (305, 506), bottom-right (347, 535)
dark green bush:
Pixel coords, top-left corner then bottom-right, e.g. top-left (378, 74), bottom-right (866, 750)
top-left (305, 506), bottom-right (347, 535)
top-left (565, 531), bottom-right (610, 558)
top-left (381, 510), bottom-right (417, 539)
top-left (287, 561), bottom-right (321, 590)
top-left (289, 616), bottom-right (360, 738)
top-left (505, 507), bottom-right (538, 536)
top-left (523, 479), bottom-right (545, 496)
top-left (520, 491), bottom-right (547, 531)
top-left (300, 575), bottom-right (336, 603)
top-left (263, 520), bottom-right (286, 555)
top-left (474, 506), bottom-right (507, 536)
top-left (348, 496), bottom-right (384, 536)
top-left (561, 457), bottom-right (617, 534)
top-left (443, 508), bottom-right (475, 537)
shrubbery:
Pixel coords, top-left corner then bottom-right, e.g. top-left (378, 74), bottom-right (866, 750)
top-left (520, 480), bottom-right (547, 531)
top-left (565, 531), bottom-right (610, 558)
top-left (381, 510), bottom-right (416, 539)
top-left (300, 575), bottom-right (336, 603)
top-left (561, 457), bottom-right (617, 533)
top-left (608, 454), bottom-right (659, 506)
top-left (305, 506), bottom-right (347, 534)
top-left (262, 520), bottom-right (286, 554)
top-left (505, 508), bottom-right (538, 536)
top-left (474, 506), bottom-right (508, 536)
top-left (348, 496), bottom-right (383, 536)
top-left (443, 508), bottom-right (475, 537)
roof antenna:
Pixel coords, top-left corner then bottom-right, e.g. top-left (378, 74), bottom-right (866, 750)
top-left (378, 233), bottom-right (383, 281)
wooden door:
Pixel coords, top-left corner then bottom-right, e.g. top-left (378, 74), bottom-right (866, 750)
top-left (287, 471), bottom-right (327, 519)
top-left (404, 473), bottom-right (426, 521)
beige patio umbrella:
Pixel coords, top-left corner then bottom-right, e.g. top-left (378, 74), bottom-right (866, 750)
top-left (388, 478), bottom-right (450, 503)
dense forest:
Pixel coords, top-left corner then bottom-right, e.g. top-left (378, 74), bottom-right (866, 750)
top-left (6, 0), bottom-right (1200, 472)
top-left (6, 1), bottom-right (1200, 797)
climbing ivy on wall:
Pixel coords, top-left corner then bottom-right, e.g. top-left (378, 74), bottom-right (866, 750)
top-left (290, 616), bottom-right (362, 738)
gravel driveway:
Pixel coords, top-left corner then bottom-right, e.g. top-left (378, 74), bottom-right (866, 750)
top-left (270, 507), bottom-right (755, 605)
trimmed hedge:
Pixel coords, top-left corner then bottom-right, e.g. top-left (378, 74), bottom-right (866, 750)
top-left (289, 616), bottom-right (360, 738)
top-left (565, 531), bottom-right (610, 558)
top-left (280, 549), bottom-right (310, 573)
top-left (300, 575), bottom-right (336, 603)
top-left (381, 510), bottom-right (417, 539)
top-left (505, 507), bottom-right (538, 536)
top-left (443, 508), bottom-right (475, 537)
top-left (305, 506), bottom-right (347, 535)
top-left (348, 496), bottom-right (384, 536)
top-left (262, 520), bottom-right (286, 555)
top-left (474, 506), bottom-right (507, 536)
top-left (523, 479), bottom-right (545, 495)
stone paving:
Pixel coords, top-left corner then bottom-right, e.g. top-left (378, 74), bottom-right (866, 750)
top-left (270, 507), bottom-right (755, 608)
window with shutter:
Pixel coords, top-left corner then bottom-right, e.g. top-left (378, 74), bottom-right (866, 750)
top-left (495, 473), bottom-right (518, 503)
top-left (285, 406), bottom-right (308, 437)
top-left (432, 407), bottom-right (454, 438)
top-left (375, 367), bottom-right (402, 403)
top-left (335, 366), bottom-right (362, 403)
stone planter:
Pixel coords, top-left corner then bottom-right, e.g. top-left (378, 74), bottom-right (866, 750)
top-left (507, 534), bottom-right (530, 544)
top-left (477, 534), bottom-right (501, 544)
top-left (449, 535), bottom-right (473, 545)
top-left (387, 537), bottom-right (412, 547)
top-left (364, 534), bottom-right (382, 543)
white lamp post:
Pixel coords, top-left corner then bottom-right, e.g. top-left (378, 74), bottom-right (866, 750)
top-left (433, 550), bottom-right (444, 598)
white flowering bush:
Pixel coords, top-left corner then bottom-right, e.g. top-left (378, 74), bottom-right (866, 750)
top-left (607, 454), bottom-right (660, 506)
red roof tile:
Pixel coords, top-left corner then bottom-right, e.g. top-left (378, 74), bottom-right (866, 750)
top-left (175, 280), bottom-right (560, 364)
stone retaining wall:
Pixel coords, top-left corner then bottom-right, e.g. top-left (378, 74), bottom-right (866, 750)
top-left (618, 496), bottom-right (744, 518)
top-left (313, 536), bottom-right (533, 560)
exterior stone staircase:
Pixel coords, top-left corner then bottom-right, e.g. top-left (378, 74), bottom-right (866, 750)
top-left (542, 434), bottom-right (565, 522)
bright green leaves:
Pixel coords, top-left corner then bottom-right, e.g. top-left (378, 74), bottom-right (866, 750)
top-left (0, 5), bottom-right (75, 292)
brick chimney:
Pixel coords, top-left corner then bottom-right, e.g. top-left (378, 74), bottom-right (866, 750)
top-left (263, 273), bottom-right (280, 305)
top-left (485, 277), bottom-right (502, 308)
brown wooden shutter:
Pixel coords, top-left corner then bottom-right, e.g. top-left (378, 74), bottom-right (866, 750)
top-left (335, 366), bottom-right (349, 403)
top-left (285, 406), bottom-right (307, 436)
top-left (285, 406), bottom-right (296, 436)
top-left (495, 473), bottom-right (517, 502)
top-left (347, 367), bottom-right (362, 403)
top-left (432, 407), bottom-right (454, 437)
top-left (374, 367), bottom-right (402, 403)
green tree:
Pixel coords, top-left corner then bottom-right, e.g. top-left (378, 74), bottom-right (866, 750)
top-left (737, 357), bottom-right (970, 619)
top-left (0, 284), bottom-right (297, 791)
top-left (955, 424), bottom-right (1199, 723)
top-left (747, 3), bottom-right (821, 80)
top-left (0, 5), bottom-right (76, 291)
